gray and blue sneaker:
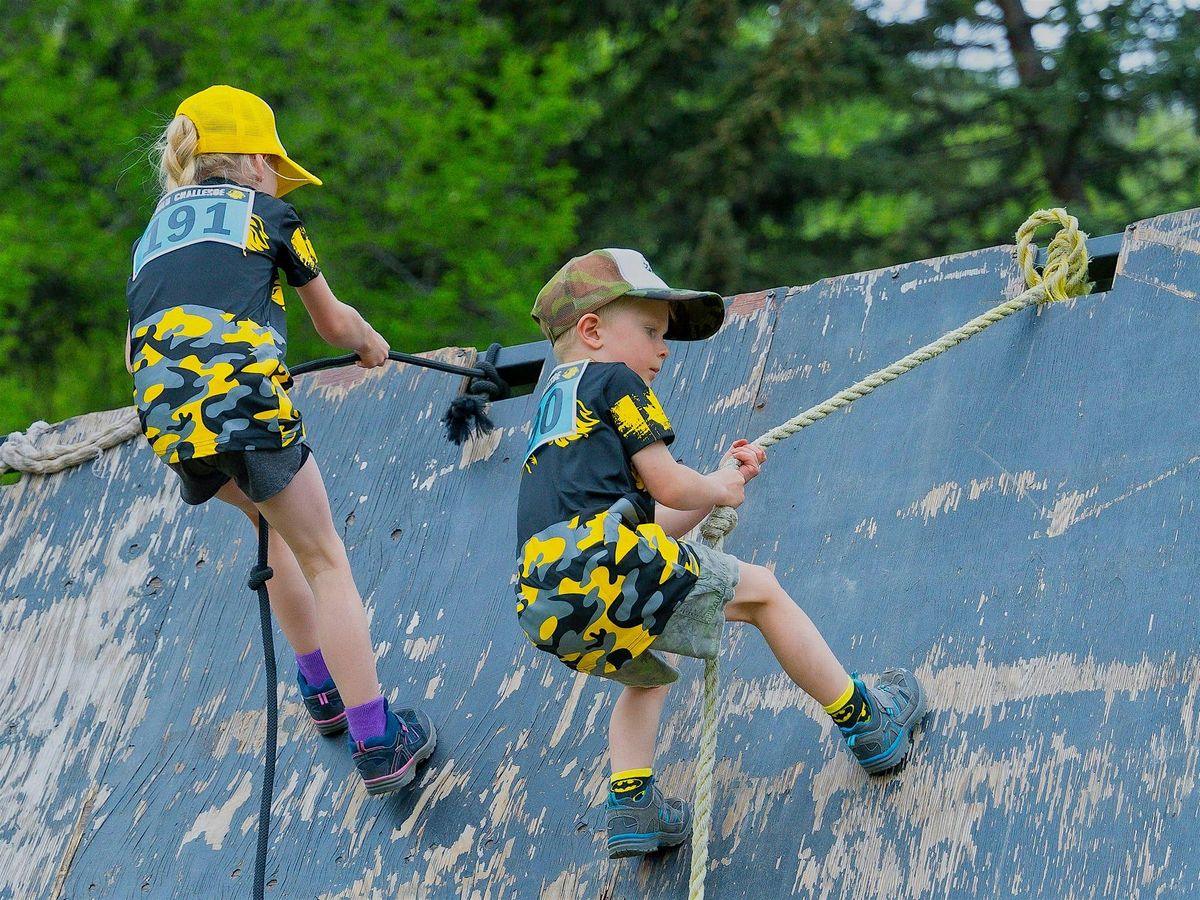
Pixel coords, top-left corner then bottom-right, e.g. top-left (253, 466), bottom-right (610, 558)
top-left (349, 702), bottom-right (437, 795)
top-left (297, 672), bottom-right (347, 736)
top-left (605, 786), bottom-right (692, 859)
top-left (840, 669), bottom-right (928, 775)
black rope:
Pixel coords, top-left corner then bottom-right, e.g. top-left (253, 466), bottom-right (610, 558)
top-left (238, 343), bottom-right (507, 896)
top-left (248, 516), bottom-right (276, 900)
top-left (289, 349), bottom-right (486, 379)
top-left (288, 348), bottom-right (508, 445)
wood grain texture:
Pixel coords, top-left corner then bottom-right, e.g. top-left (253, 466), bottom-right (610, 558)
top-left (1, 215), bottom-right (1197, 898)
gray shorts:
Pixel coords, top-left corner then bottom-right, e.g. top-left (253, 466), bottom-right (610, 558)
top-left (601, 540), bottom-right (741, 688)
top-left (168, 442), bottom-right (311, 506)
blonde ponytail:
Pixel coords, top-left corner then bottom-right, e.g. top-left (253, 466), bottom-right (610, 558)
top-left (153, 113), bottom-right (260, 196)
top-left (156, 114), bottom-right (199, 193)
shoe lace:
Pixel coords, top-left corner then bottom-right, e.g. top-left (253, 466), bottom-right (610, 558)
top-left (399, 719), bottom-right (420, 750)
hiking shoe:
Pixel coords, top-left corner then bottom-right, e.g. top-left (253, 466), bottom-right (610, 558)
top-left (840, 669), bottom-right (928, 775)
top-left (605, 786), bottom-right (692, 859)
top-left (349, 703), bottom-right (437, 796)
top-left (297, 672), bottom-right (347, 736)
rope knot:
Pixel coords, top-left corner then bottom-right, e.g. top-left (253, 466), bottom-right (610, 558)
top-left (1015, 207), bottom-right (1092, 303)
top-left (443, 345), bottom-right (511, 445)
top-left (247, 566), bottom-right (274, 591)
top-left (469, 360), bottom-right (509, 403)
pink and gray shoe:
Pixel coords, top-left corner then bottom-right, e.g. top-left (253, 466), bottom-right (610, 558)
top-left (349, 701), bottom-right (437, 795)
top-left (297, 672), bottom-right (348, 736)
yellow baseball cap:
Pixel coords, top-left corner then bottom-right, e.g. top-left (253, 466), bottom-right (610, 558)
top-left (175, 85), bottom-right (321, 196)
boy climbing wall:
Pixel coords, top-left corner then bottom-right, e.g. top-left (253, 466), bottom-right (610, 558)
top-left (514, 248), bottom-right (929, 859)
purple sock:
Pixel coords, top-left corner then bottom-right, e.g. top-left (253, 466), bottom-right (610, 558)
top-left (346, 696), bottom-right (388, 742)
top-left (296, 649), bottom-right (333, 687)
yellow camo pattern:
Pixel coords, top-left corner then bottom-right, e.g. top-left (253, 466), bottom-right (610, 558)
top-left (131, 304), bottom-right (302, 462)
top-left (515, 508), bottom-right (700, 676)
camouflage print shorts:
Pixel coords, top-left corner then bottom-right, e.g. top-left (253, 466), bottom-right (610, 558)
top-left (600, 541), bottom-right (741, 688)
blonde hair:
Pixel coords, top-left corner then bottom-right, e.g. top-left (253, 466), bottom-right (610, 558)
top-left (551, 295), bottom-right (672, 361)
top-left (154, 114), bottom-right (260, 194)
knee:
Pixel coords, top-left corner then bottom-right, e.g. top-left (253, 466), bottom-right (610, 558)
top-left (726, 563), bottom-right (790, 624)
top-left (290, 533), bottom-right (349, 581)
top-left (620, 683), bottom-right (672, 704)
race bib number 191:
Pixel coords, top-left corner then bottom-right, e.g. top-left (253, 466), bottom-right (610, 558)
top-left (524, 360), bottom-right (588, 464)
top-left (132, 185), bottom-right (255, 278)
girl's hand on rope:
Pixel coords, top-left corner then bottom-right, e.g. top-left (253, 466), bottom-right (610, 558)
top-left (355, 326), bottom-right (390, 369)
top-left (723, 439), bottom-right (766, 483)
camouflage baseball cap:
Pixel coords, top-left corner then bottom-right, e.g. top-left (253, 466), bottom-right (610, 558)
top-left (532, 248), bottom-right (726, 343)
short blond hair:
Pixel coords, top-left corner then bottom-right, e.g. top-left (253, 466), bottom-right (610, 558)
top-left (550, 295), bottom-right (668, 362)
top-left (154, 114), bottom-right (260, 195)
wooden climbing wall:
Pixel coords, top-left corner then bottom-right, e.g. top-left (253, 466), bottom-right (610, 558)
top-left (2, 208), bottom-right (1198, 899)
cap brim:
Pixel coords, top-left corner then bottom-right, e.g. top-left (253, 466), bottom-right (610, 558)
top-left (627, 288), bottom-right (727, 341)
top-left (272, 155), bottom-right (322, 197)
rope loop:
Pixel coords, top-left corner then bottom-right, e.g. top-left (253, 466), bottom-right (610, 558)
top-left (443, 344), bottom-right (509, 445)
top-left (1014, 207), bottom-right (1092, 302)
top-left (469, 360), bottom-right (509, 402)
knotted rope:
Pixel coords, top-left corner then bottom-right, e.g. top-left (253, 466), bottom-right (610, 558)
top-left (685, 208), bottom-right (1092, 899)
top-left (247, 520), bottom-right (276, 900)
top-left (0, 411), bottom-right (141, 476)
top-left (443, 343), bottom-right (511, 444)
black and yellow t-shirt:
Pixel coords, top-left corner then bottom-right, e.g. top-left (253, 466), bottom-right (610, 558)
top-left (126, 179), bottom-right (321, 462)
top-left (515, 361), bottom-right (700, 678)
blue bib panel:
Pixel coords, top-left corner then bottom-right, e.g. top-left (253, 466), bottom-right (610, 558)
top-left (132, 185), bottom-right (255, 279)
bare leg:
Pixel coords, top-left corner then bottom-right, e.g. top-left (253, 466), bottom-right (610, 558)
top-left (724, 563), bottom-right (849, 707)
top-left (214, 480), bottom-right (319, 654)
top-left (253, 455), bottom-right (381, 708)
top-left (609, 684), bottom-right (671, 773)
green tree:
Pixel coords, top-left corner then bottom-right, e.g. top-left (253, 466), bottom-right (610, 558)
top-left (488, 0), bottom-right (1200, 292)
top-left (0, 0), bottom-right (591, 435)
top-left (855, 0), bottom-right (1200, 245)
top-left (3, 0), bottom-right (1198, 438)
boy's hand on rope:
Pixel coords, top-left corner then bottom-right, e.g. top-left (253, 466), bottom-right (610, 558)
top-left (723, 439), bottom-right (766, 483)
top-left (355, 326), bottom-right (390, 369)
top-left (706, 467), bottom-right (746, 509)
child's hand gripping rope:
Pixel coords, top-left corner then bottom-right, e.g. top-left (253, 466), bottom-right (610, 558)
top-left (723, 439), bottom-right (766, 483)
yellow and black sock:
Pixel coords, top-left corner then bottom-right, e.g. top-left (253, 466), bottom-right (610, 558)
top-left (823, 677), bottom-right (871, 729)
top-left (610, 768), bottom-right (653, 803)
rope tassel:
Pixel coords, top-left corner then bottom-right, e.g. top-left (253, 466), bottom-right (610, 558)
top-left (442, 343), bottom-right (510, 445)
top-left (687, 208), bottom-right (1092, 900)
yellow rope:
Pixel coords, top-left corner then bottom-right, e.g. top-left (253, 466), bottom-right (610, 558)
top-left (686, 208), bottom-right (1092, 899)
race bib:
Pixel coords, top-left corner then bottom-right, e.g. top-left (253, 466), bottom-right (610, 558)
top-left (132, 184), bottom-right (255, 278)
top-left (525, 360), bottom-right (588, 464)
